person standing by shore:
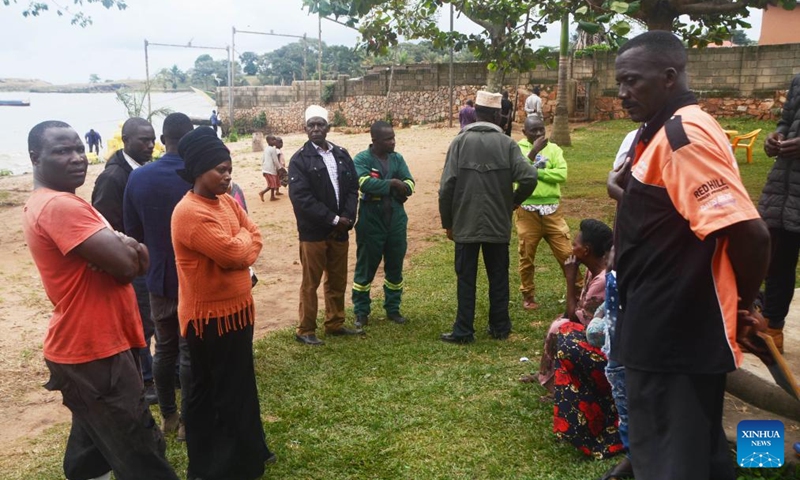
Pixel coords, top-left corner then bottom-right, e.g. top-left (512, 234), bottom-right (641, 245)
top-left (289, 105), bottom-right (362, 346)
top-left (259, 135), bottom-right (282, 202)
top-left (85, 128), bottom-right (102, 154)
top-left (210, 110), bottom-right (220, 135)
top-left (515, 115), bottom-right (571, 311)
top-left (92, 117), bottom-right (158, 405)
top-left (123, 112), bottom-right (195, 440)
top-left (23, 120), bottom-right (177, 480)
top-left (525, 87), bottom-right (543, 121)
top-left (610, 31), bottom-right (770, 479)
top-left (172, 127), bottom-right (275, 480)
top-left (439, 91), bottom-right (538, 344)
top-left (351, 120), bottom-right (415, 328)
top-left (459, 99), bottom-right (477, 130)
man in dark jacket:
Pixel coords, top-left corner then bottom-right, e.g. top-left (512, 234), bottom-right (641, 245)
top-left (289, 105), bottom-right (362, 346)
top-left (439, 90), bottom-right (538, 344)
top-left (123, 113), bottom-right (194, 438)
top-left (758, 72), bottom-right (800, 353)
top-left (92, 116), bottom-right (157, 403)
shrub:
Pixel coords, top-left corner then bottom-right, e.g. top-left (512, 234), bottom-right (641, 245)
top-left (332, 110), bottom-right (347, 127)
top-left (574, 44), bottom-right (613, 58)
top-left (253, 111), bottom-right (267, 130)
top-left (322, 84), bottom-right (336, 104)
top-left (227, 128), bottom-right (239, 142)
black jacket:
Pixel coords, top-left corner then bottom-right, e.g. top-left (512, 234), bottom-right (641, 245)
top-left (758, 74), bottom-right (800, 232)
top-left (288, 140), bottom-right (359, 242)
top-left (92, 149), bottom-right (134, 232)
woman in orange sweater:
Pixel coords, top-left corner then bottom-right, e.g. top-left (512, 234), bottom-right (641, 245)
top-left (171, 127), bottom-right (274, 480)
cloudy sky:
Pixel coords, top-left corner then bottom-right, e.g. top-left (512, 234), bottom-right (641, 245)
top-left (0, 1), bottom-right (764, 85)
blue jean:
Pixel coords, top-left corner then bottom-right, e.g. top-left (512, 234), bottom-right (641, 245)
top-left (605, 358), bottom-right (629, 454)
top-left (132, 276), bottom-right (154, 383)
top-left (150, 294), bottom-right (192, 419)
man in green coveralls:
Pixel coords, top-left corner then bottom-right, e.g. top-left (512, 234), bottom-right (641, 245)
top-left (352, 121), bottom-right (415, 328)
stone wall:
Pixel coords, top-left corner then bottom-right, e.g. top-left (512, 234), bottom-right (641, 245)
top-left (218, 44), bottom-right (800, 134)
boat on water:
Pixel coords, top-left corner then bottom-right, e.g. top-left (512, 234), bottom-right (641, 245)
top-left (0, 100), bottom-right (30, 107)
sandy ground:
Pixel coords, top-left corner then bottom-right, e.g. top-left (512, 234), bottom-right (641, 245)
top-left (0, 123), bottom-right (464, 457)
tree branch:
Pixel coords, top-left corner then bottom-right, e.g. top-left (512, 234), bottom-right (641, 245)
top-left (675, 1), bottom-right (750, 15)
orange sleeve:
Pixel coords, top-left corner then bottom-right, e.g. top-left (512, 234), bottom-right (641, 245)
top-left (40, 195), bottom-right (106, 255)
top-left (662, 137), bottom-right (759, 240)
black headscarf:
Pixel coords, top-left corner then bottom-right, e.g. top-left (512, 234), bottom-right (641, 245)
top-left (176, 126), bottom-right (231, 183)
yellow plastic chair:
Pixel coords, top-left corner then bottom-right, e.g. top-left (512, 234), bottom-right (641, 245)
top-left (730, 129), bottom-right (762, 164)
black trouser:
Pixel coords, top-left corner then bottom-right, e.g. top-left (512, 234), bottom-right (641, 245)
top-left (185, 318), bottom-right (271, 480)
top-left (132, 276), bottom-right (154, 383)
top-left (763, 228), bottom-right (800, 329)
top-left (451, 242), bottom-right (511, 339)
top-left (45, 350), bottom-right (178, 480)
top-left (625, 368), bottom-right (734, 480)
top-left (150, 294), bottom-right (192, 419)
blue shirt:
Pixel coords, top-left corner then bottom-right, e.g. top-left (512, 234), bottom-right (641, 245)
top-left (123, 152), bottom-right (191, 299)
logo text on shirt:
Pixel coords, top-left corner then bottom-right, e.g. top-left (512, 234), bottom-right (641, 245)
top-left (694, 178), bottom-right (729, 202)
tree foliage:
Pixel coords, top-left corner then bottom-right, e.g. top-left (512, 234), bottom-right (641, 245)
top-left (239, 51), bottom-right (260, 76)
top-left (303, 0), bottom-right (556, 91)
top-left (305, 0), bottom-right (797, 78)
top-left (254, 41), bottom-right (365, 85)
top-left (730, 28), bottom-right (756, 46)
top-left (190, 54), bottom-right (240, 89)
top-left (3, 0), bottom-right (127, 27)
top-left (571, 0), bottom-right (796, 47)
top-left (367, 40), bottom-right (477, 66)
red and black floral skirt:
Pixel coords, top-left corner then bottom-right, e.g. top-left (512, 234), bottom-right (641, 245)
top-left (553, 321), bottom-right (623, 459)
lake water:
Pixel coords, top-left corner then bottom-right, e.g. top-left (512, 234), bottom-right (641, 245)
top-left (0, 91), bottom-right (216, 175)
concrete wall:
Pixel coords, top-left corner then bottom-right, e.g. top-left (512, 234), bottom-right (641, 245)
top-left (217, 44), bottom-right (800, 134)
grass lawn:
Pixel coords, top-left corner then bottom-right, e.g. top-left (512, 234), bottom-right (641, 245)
top-left (4, 118), bottom-right (799, 479)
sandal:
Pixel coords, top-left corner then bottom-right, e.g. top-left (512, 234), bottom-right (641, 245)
top-left (523, 298), bottom-right (539, 310)
top-left (598, 457), bottom-right (634, 480)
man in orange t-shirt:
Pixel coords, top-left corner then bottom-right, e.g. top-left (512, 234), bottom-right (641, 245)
top-left (22, 121), bottom-right (178, 480)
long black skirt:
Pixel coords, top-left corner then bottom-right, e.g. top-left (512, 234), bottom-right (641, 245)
top-left (185, 318), bottom-right (272, 480)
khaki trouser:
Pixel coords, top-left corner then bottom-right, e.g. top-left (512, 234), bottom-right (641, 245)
top-left (515, 207), bottom-right (574, 299)
top-left (297, 239), bottom-right (349, 335)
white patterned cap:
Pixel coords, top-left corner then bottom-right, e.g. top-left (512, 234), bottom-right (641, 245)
top-left (305, 105), bottom-right (329, 122)
top-left (475, 90), bottom-right (502, 109)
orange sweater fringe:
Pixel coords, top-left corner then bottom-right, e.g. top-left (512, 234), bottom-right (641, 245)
top-left (171, 191), bottom-right (263, 339)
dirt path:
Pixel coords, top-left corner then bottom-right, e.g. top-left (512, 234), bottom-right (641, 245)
top-left (0, 123), bottom-right (462, 456)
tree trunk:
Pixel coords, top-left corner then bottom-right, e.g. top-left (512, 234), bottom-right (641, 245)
top-left (641, 9), bottom-right (676, 31)
top-left (574, 30), bottom-right (606, 50)
top-left (485, 67), bottom-right (503, 93)
top-left (550, 14), bottom-right (571, 147)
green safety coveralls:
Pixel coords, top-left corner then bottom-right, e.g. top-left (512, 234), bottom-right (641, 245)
top-left (352, 148), bottom-right (415, 316)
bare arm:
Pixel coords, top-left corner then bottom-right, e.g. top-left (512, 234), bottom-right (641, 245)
top-left (721, 218), bottom-right (771, 359)
top-left (72, 228), bottom-right (148, 284)
top-left (564, 255), bottom-right (580, 321)
top-left (723, 219), bottom-right (770, 311)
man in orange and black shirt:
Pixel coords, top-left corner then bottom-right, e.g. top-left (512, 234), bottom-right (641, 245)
top-left (608, 31), bottom-right (770, 480)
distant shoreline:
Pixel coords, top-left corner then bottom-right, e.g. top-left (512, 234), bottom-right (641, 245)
top-left (0, 78), bottom-right (193, 94)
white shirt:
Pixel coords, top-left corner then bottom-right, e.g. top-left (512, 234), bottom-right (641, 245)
top-left (315, 142), bottom-right (341, 225)
top-left (122, 151), bottom-right (144, 171)
top-left (261, 146), bottom-right (280, 175)
top-left (613, 130), bottom-right (639, 170)
top-left (524, 94), bottom-right (543, 119)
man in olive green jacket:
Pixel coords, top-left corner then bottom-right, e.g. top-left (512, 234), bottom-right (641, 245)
top-left (438, 91), bottom-right (538, 344)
